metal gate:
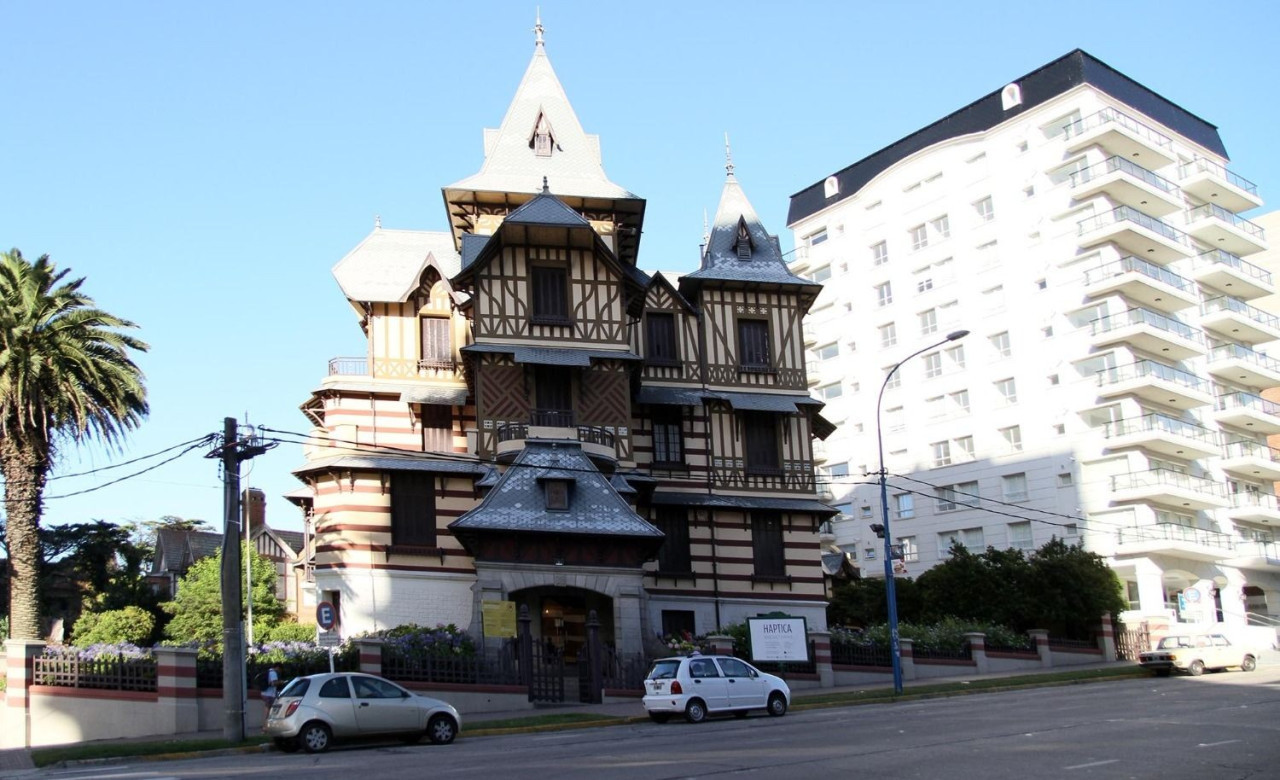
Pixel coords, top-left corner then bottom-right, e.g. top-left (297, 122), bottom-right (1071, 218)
top-left (1115, 620), bottom-right (1150, 660)
top-left (519, 604), bottom-right (567, 703)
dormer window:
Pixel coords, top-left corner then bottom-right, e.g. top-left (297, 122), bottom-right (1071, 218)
top-left (544, 479), bottom-right (570, 511)
top-left (531, 111), bottom-right (556, 158)
top-left (734, 217), bottom-right (754, 259)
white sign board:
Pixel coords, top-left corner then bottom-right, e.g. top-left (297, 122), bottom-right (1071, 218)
top-left (316, 629), bottom-right (341, 648)
top-left (747, 616), bottom-right (809, 663)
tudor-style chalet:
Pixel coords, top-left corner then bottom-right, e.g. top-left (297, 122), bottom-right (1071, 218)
top-left (291, 28), bottom-right (834, 660)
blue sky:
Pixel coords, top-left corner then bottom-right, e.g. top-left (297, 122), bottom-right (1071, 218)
top-left (4, 0), bottom-right (1279, 532)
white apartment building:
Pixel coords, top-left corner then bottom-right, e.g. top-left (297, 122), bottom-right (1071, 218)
top-left (787, 50), bottom-right (1276, 631)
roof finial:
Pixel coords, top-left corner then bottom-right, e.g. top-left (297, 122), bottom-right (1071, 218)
top-left (702, 208), bottom-right (710, 245)
top-left (542, 176), bottom-right (550, 193)
top-left (724, 132), bottom-right (735, 178)
top-left (534, 8), bottom-right (544, 47)
top-left (374, 214), bottom-right (382, 229)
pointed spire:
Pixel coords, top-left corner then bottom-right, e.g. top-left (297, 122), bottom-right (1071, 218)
top-left (374, 214), bottom-right (382, 229)
top-left (724, 132), bottom-right (735, 179)
top-left (533, 8), bottom-right (544, 48)
top-left (542, 176), bottom-right (550, 193)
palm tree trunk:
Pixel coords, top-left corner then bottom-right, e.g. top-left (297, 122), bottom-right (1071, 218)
top-left (1, 434), bottom-right (48, 639)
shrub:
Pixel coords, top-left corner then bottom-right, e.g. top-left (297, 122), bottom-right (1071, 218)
top-left (368, 623), bottom-right (476, 659)
top-left (258, 620), bottom-right (316, 643)
top-left (71, 606), bottom-right (155, 646)
top-left (830, 618), bottom-right (1031, 653)
top-left (43, 642), bottom-right (152, 661)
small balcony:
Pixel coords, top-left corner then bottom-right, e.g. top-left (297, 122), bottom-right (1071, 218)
top-left (1089, 307), bottom-right (1204, 360)
top-left (1096, 360), bottom-right (1213, 409)
top-left (1188, 250), bottom-right (1274, 300)
top-left (1078, 206), bottom-right (1193, 264)
top-left (1219, 440), bottom-right (1280, 481)
top-left (1102, 413), bottom-right (1220, 459)
top-left (786, 245), bottom-right (810, 273)
top-left (1214, 391), bottom-right (1280, 435)
top-left (328, 356), bottom-right (370, 377)
top-left (1069, 156), bottom-right (1182, 216)
top-left (1185, 204), bottom-right (1268, 256)
top-left (1206, 343), bottom-right (1280, 390)
top-left (1082, 256), bottom-right (1198, 313)
top-left (1062, 107), bottom-right (1177, 167)
top-left (1225, 539), bottom-right (1280, 570)
top-left (494, 414), bottom-right (618, 465)
top-left (1114, 523), bottom-right (1235, 563)
top-left (806, 360), bottom-right (821, 386)
top-left (1179, 158), bottom-right (1264, 213)
top-left (1225, 491), bottom-right (1280, 524)
top-left (1111, 469), bottom-right (1229, 510)
top-left (1199, 296), bottom-right (1280, 345)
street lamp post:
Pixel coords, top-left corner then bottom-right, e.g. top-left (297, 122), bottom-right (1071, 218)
top-left (876, 329), bottom-right (968, 694)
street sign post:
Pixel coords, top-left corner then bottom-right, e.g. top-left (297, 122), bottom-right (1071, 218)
top-left (316, 601), bottom-right (338, 671)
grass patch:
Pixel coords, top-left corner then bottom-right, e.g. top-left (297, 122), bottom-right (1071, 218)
top-left (32, 735), bottom-right (269, 768)
top-left (469, 712), bottom-right (626, 731)
top-left (796, 666), bottom-right (1147, 708)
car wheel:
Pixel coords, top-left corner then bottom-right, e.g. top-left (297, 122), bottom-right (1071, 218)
top-left (300, 721), bottom-right (332, 753)
top-left (1241, 655), bottom-right (1257, 672)
top-left (273, 737), bottom-right (300, 753)
top-left (427, 714), bottom-right (458, 745)
top-left (1154, 668), bottom-right (1171, 678)
top-left (1188, 660), bottom-right (1205, 676)
top-left (684, 698), bottom-right (707, 724)
top-left (648, 712), bottom-right (671, 724)
top-left (767, 692), bottom-right (788, 717)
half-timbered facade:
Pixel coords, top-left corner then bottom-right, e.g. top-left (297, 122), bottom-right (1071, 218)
top-left (292, 27), bottom-right (833, 659)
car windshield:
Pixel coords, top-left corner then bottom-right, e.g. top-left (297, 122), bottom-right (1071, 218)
top-left (280, 678), bottom-right (310, 697)
top-left (647, 660), bottom-right (682, 680)
top-left (1157, 636), bottom-right (1191, 650)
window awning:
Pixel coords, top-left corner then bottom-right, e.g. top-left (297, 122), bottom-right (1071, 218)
top-left (704, 391), bottom-right (824, 413)
top-left (650, 491), bottom-right (839, 516)
top-left (399, 387), bottom-right (469, 406)
top-left (636, 386), bottom-right (708, 406)
top-left (462, 344), bottom-right (641, 366)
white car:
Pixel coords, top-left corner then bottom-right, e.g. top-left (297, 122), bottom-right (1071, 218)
top-left (642, 653), bottom-right (790, 723)
top-left (264, 672), bottom-right (461, 753)
top-left (1138, 633), bottom-right (1258, 677)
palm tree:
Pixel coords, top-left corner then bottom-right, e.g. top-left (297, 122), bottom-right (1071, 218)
top-left (0, 249), bottom-right (148, 639)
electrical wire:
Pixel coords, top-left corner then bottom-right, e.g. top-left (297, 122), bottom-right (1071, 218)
top-left (43, 436), bottom-right (217, 500)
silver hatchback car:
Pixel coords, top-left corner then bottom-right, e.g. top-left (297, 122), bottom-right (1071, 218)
top-left (643, 653), bottom-right (790, 723)
top-left (264, 672), bottom-right (461, 753)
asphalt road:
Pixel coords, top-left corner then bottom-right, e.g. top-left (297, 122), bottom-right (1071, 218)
top-left (33, 667), bottom-right (1280, 780)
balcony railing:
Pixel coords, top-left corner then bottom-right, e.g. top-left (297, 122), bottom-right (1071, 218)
top-left (1232, 539), bottom-right (1279, 562)
top-left (328, 356), bottom-right (369, 376)
top-left (1070, 155), bottom-right (1178, 193)
top-left (1187, 203), bottom-right (1267, 240)
top-left (1090, 307), bottom-right (1199, 342)
top-left (1193, 249), bottom-right (1272, 285)
top-left (1222, 439), bottom-right (1280, 463)
top-left (1096, 360), bottom-right (1210, 395)
top-left (1078, 206), bottom-right (1189, 245)
top-left (1084, 255), bottom-right (1193, 293)
top-left (1116, 522), bottom-right (1234, 550)
top-left (1217, 391), bottom-right (1280, 417)
top-left (1209, 343), bottom-right (1280, 373)
top-left (1201, 295), bottom-right (1280, 330)
top-left (1232, 491), bottom-right (1280, 513)
top-left (1111, 469), bottom-right (1226, 498)
top-left (1179, 158), bottom-right (1259, 196)
top-left (1103, 413), bottom-right (1219, 447)
top-left (530, 409), bottom-right (575, 427)
top-left (496, 420), bottom-right (615, 450)
top-left (1062, 107), bottom-right (1174, 152)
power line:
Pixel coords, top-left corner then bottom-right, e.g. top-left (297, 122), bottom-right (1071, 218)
top-left (0, 433), bottom-right (220, 486)
top-left (43, 437), bottom-right (217, 500)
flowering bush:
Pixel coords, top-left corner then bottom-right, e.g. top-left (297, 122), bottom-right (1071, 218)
top-left (830, 618), bottom-right (1031, 652)
top-left (660, 631), bottom-right (698, 654)
top-left (366, 623), bottom-right (476, 659)
top-left (42, 642), bottom-right (152, 661)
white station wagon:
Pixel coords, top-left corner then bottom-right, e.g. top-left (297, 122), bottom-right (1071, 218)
top-left (1138, 633), bottom-right (1258, 677)
top-left (642, 653), bottom-right (790, 723)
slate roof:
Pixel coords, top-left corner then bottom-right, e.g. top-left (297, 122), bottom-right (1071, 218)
top-left (272, 529), bottom-right (305, 555)
top-left (680, 173), bottom-right (820, 290)
top-left (503, 188), bottom-right (592, 227)
top-left (460, 233), bottom-right (492, 270)
top-left (650, 491), bottom-right (838, 517)
top-left (400, 387), bottom-right (469, 406)
top-left (443, 40), bottom-right (636, 201)
top-left (293, 454), bottom-right (488, 478)
top-left (449, 441), bottom-right (663, 538)
top-left (332, 228), bottom-right (460, 303)
top-left (462, 344), bottom-right (642, 365)
top-left (153, 529), bottom-right (223, 574)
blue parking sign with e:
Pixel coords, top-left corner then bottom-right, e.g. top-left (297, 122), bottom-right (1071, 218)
top-left (317, 602), bottom-right (336, 630)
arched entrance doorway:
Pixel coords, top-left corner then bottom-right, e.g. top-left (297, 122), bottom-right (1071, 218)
top-left (511, 586), bottom-right (615, 664)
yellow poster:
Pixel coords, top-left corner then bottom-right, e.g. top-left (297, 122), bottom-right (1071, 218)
top-left (482, 600), bottom-right (517, 639)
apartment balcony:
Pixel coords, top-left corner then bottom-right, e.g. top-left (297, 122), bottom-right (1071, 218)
top-left (1179, 158), bottom-right (1264, 213)
top-left (1220, 440), bottom-right (1280, 481)
top-left (494, 415), bottom-right (618, 465)
top-left (1185, 204), bottom-right (1268, 256)
top-left (806, 360), bottom-right (821, 386)
top-left (1225, 539), bottom-right (1280, 570)
top-left (1078, 206), bottom-right (1193, 264)
top-left (1082, 256), bottom-right (1198, 313)
top-left (1062, 107), bottom-right (1177, 168)
top-left (1089, 307), bottom-right (1204, 360)
top-left (328, 356), bottom-right (369, 377)
top-left (1206, 343), bottom-right (1280, 390)
top-left (1069, 156), bottom-right (1182, 216)
top-left (1214, 391), bottom-right (1280, 435)
top-left (1188, 250), bottom-right (1275, 300)
top-left (1225, 491), bottom-right (1280, 524)
top-left (1103, 413), bottom-right (1220, 459)
top-left (1114, 523), bottom-right (1235, 563)
top-left (786, 245), bottom-right (810, 274)
top-left (1199, 296), bottom-right (1280, 345)
top-left (1096, 360), bottom-right (1213, 409)
top-left (1111, 469), bottom-right (1229, 510)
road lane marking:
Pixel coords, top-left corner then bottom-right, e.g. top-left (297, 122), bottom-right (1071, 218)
top-left (1065, 760), bottom-right (1120, 770)
top-left (1198, 740), bottom-right (1241, 748)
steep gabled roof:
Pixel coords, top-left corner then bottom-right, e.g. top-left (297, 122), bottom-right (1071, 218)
top-left (332, 227), bottom-right (460, 303)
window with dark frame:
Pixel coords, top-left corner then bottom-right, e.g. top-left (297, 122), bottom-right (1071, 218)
top-left (738, 319), bottom-right (771, 371)
top-left (653, 506), bottom-right (692, 573)
top-left (651, 409), bottom-right (684, 465)
top-left (751, 511), bottom-right (785, 578)
top-left (531, 266), bottom-right (569, 324)
top-left (419, 317), bottom-right (452, 369)
top-left (645, 312), bottom-right (679, 366)
top-left (544, 479), bottom-right (569, 511)
top-left (661, 609), bottom-right (696, 638)
top-left (743, 412), bottom-right (781, 474)
top-left (390, 471), bottom-right (437, 548)
top-left (419, 404), bottom-right (452, 453)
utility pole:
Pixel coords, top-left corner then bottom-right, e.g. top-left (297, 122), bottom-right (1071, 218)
top-left (208, 417), bottom-right (273, 743)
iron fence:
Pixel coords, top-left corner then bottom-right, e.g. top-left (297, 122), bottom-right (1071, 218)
top-left (1047, 637), bottom-right (1098, 650)
top-left (33, 653), bottom-right (157, 692)
top-left (382, 643), bottom-right (521, 687)
top-left (983, 638), bottom-right (1037, 655)
top-left (830, 642), bottom-right (892, 667)
top-left (911, 644), bottom-right (973, 661)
